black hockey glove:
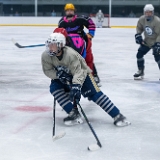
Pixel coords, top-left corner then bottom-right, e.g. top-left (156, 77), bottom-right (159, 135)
top-left (153, 42), bottom-right (160, 55)
top-left (56, 70), bottom-right (72, 85)
top-left (70, 84), bottom-right (81, 102)
top-left (135, 33), bottom-right (143, 45)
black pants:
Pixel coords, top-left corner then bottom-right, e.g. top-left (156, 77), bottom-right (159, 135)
top-left (136, 44), bottom-right (160, 69)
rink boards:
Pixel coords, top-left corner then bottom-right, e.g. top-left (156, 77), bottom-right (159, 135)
top-left (0, 17), bottom-right (138, 28)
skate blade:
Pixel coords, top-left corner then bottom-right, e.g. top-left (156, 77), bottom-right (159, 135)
top-left (134, 76), bottom-right (144, 80)
top-left (64, 118), bottom-right (83, 126)
top-left (115, 120), bottom-right (131, 127)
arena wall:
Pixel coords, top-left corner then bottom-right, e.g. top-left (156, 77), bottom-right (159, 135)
top-left (0, 17), bottom-right (138, 28)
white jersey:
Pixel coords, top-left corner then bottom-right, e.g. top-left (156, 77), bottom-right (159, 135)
top-left (96, 12), bottom-right (104, 22)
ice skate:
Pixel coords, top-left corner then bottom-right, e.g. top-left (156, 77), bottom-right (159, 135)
top-left (114, 114), bottom-right (131, 127)
top-left (64, 108), bottom-right (83, 126)
top-left (133, 68), bottom-right (144, 80)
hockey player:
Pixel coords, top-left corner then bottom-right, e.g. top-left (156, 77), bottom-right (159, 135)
top-left (96, 10), bottom-right (104, 28)
top-left (41, 32), bottom-right (131, 127)
top-left (134, 4), bottom-right (160, 79)
top-left (53, 28), bottom-right (86, 60)
top-left (58, 3), bottom-right (101, 86)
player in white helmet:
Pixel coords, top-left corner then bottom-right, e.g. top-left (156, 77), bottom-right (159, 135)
top-left (134, 4), bottom-right (160, 80)
top-left (41, 32), bottom-right (131, 127)
top-left (96, 10), bottom-right (104, 28)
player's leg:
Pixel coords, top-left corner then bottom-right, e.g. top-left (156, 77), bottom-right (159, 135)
top-left (85, 38), bottom-right (94, 71)
top-left (81, 74), bottom-right (131, 126)
top-left (96, 21), bottom-right (100, 28)
top-left (153, 54), bottom-right (160, 79)
top-left (92, 65), bottom-right (101, 87)
top-left (93, 64), bottom-right (101, 87)
top-left (153, 54), bottom-right (160, 69)
top-left (85, 37), bottom-right (101, 86)
top-left (134, 44), bottom-right (150, 79)
top-left (99, 21), bottom-right (103, 28)
top-left (50, 79), bottom-right (83, 125)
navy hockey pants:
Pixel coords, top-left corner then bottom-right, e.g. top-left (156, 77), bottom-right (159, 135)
top-left (50, 74), bottom-right (120, 118)
top-left (136, 44), bottom-right (160, 69)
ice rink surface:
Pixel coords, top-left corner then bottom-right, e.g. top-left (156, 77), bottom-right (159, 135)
top-left (0, 27), bottom-right (160, 160)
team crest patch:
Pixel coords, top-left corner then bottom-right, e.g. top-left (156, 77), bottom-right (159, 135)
top-left (145, 26), bottom-right (153, 36)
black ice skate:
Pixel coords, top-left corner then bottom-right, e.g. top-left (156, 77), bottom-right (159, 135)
top-left (114, 114), bottom-right (131, 127)
top-left (64, 108), bottom-right (83, 126)
top-left (133, 68), bottom-right (144, 80)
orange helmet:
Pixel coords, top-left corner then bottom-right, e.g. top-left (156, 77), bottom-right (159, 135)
top-left (53, 28), bottom-right (68, 38)
top-left (64, 3), bottom-right (75, 11)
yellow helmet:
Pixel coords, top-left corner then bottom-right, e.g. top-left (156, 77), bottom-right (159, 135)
top-left (64, 3), bottom-right (75, 11)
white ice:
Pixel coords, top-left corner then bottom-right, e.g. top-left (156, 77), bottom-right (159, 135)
top-left (0, 27), bottom-right (160, 160)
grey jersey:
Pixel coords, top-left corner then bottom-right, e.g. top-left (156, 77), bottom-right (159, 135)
top-left (41, 46), bottom-right (91, 86)
top-left (136, 15), bottom-right (160, 47)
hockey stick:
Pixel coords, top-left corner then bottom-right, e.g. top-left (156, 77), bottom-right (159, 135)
top-left (75, 100), bottom-right (102, 151)
top-left (12, 38), bottom-right (45, 48)
top-left (52, 98), bottom-right (66, 141)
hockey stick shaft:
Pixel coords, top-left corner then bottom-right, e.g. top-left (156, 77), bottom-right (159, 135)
top-left (76, 101), bottom-right (102, 147)
top-left (12, 38), bottom-right (45, 48)
top-left (53, 97), bottom-right (56, 136)
top-left (52, 97), bottom-right (66, 141)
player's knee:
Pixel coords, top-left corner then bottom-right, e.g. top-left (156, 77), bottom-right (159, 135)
top-left (88, 91), bottom-right (103, 102)
top-left (50, 79), bottom-right (62, 94)
top-left (136, 52), bottom-right (144, 59)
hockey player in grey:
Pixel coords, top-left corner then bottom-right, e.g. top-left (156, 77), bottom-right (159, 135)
top-left (41, 32), bottom-right (131, 127)
top-left (96, 10), bottom-right (104, 28)
top-left (134, 4), bottom-right (160, 79)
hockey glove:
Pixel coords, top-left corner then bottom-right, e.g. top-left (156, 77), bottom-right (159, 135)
top-left (153, 42), bottom-right (160, 55)
top-left (70, 84), bottom-right (81, 102)
top-left (56, 70), bottom-right (72, 85)
top-left (135, 33), bottom-right (143, 45)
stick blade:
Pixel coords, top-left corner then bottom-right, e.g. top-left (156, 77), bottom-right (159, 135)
top-left (52, 131), bottom-right (66, 142)
top-left (11, 38), bottom-right (24, 48)
top-left (88, 143), bottom-right (101, 151)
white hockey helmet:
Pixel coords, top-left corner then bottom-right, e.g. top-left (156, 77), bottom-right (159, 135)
top-left (144, 4), bottom-right (154, 12)
top-left (45, 33), bottom-right (66, 56)
top-left (143, 4), bottom-right (154, 21)
top-left (99, 10), bottom-right (102, 13)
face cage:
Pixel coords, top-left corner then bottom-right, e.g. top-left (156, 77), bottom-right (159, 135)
top-left (46, 42), bottom-right (62, 56)
top-left (144, 11), bottom-right (154, 21)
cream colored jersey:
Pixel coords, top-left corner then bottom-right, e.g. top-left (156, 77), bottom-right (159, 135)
top-left (41, 46), bottom-right (91, 86)
top-left (136, 15), bottom-right (160, 47)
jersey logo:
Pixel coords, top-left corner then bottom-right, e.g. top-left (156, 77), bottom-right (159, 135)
top-left (56, 66), bottom-right (70, 73)
top-left (145, 26), bottom-right (153, 36)
top-left (66, 26), bottom-right (80, 32)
